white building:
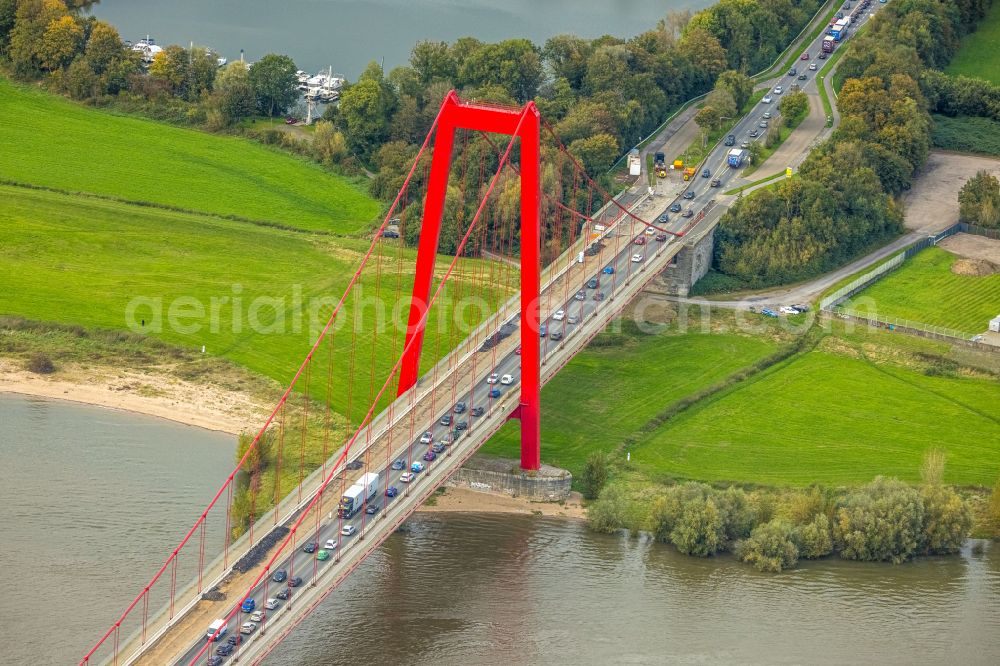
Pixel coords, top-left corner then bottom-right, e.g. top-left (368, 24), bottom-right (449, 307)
top-left (989, 315), bottom-right (1000, 333)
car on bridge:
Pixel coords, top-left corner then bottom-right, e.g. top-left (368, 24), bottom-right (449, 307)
top-left (682, 209), bottom-right (694, 218)
top-left (515, 345), bottom-right (522, 354)
top-left (346, 460), bottom-right (363, 470)
top-left (277, 587), bottom-right (291, 600)
top-left (487, 372), bottom-right (500, 383)
top-left (215, 643), bottom-right (234, 656)
top-left (265, 598), bottom-right (280, 610)
top-left (302, 541), bottom-right (318, 553)
top-left (288, 576), bottom-right (302, 587)
top-left (240, 621), bottom-right (258, 635)
top-left (439, 414), bottom-right (452, 426)
top-left (500, 374), bottom-right (514, 385)
top-left (550, 331), bottom-right (563, 342)
top-left (586, 278), bottom-right (599, 289)
top-left (471, 406), bottom-right (485, 417)
top-left (656, 233), bottom-right (668, 242)
top-left (325, 538), bottom-right (337, 550)
top-left (568, 314), bottom-right (580, 324)
top-left (631, 253), bottom-right (643, 263)
top-left (539, 323), bottom-right (548, 337)
top-left (227, 634), bottom-right (242, 647)
top-left (670, 202), bottom-right (682, 212)
top-left (574, 290), bottom-right (586, 301)
top-left (602, 266), bottom-right (614, 274)
top-left (419, 431), bottom-right (433, 444)
top-left (391, 459), bottom-right (405, 470)
top-left (455, 420), bottom-right (468, 431)
top-left (683, 190), bottom-right (694, 199)
top-left (342, 524), bottom-right (357, 536)
top-left (272, 570), bottom-right (287, 583)
top-left (400, 472), bottom-right (416, 483)
top-left (594, 291), bottom-right (605, 301)
top-left (633, 236), bottom-right (646, 245)
top-left (453, 402), bottom-right (466, 413)
top-left (207, 656), bottom-right (224, 666)
top-left (552, 309), bottom-right (565, 320)
top-left (249, 610), bottom-right (265, 623)
top-left (241, 598), bottom-right (256, 613)
top-left (365, 502), bottom-right (381, 515)
top-left (316, 549), bottom-right (331, 561)
top-left (386, 486), bottom-right (399, 498)
top-left (658, 212), bottom-right (669, 223)
top-left (423, 450), bottom-right (437, 462)
top-left (644, 226), bottom-right (656, 236)
top-left (438, 435), bottom-right (452, 448)
top-left (489, 387), bottom-right (502, 397)
top-left (411, 461), bottom-right (425, 473)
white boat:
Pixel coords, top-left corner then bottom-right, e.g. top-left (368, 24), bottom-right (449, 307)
top-left (304, 87), bottom-right (322, 101)
top-left (319, 88), bottom-right (339, 103)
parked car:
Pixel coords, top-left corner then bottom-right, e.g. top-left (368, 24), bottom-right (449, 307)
top-left (631, 253), bottom-right (643, 263)
top-left (761, 308), bottom-right (778, 318)
top-left (779, 306), bottom-right (799, 315)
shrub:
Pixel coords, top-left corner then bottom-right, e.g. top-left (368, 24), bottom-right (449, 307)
top-left (581, 450), bottom-right (610, 500)
top-left (26, 352), bottom-right (55, 374)
top-left (988, 477), bottom-right (1000, 534)
top-left (669, 491), bottom-right (726, 557)
top-left (920, 484), bottom-right (972, 554)
top-left (834, 477), bottom-right (925, 564)
top-left (586, 485), bottom-right (627, 534)
top-left (716, 486), bottom-right (756, 541)
top-left (737, 518), bottom-right (799, 572)
top-left (795, 513), bottom-right (833, 559)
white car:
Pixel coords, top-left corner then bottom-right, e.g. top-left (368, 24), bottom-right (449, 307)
top-left (762, 95), bottom-right (773, 103)
top-left (500, 374), bottom-right (514, 385)
top-left (265, 598), bottom-right (279, 610)
top-left (779, 306), bottom-right (799, 315)
top-left (400, 472), bottom-right (415, 483)
top-left (809, 63), bottom-right (817, 70)
top-left (486, 373), bottom-right (500, 384)
top-left (324, 538), bottom-right (338, 550)
top-left (250, 610), bottom-right (265, 622)
top-left (631, 253), bottom-right (643, 263)
top-left (419, 431), bottom-right (433, 444)
top-left (341, 524), bottom-right (357, 537)
top-left (552, 310), bottom-right (565, 321)
top-left (240, 621), bottom-right (257, 635)
top-left (773, 85), bottom-right (783, 94)
top-left (644, 227), bottom-right (656, 235)
top-left (568, 314), bottom-right (580, 324)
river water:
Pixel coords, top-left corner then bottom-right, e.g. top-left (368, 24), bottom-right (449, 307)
top-left (91, 0), bottom-right (714, 80)
top-left (1, 394), bottom-right (999, 665)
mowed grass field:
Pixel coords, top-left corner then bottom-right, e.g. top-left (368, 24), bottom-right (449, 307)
top-left (630, 338), bottom-right (1000, 487)
top-left (0, 185), bottom-right (510, 419)
top-left (846, 247), bottom-right (1000, 334)
top-left (946, 0), bottom-right (1000, 84)
top-left (480, 328), bottom-right (780, 477)
top-left (0, 78), bottom-right (380, 234)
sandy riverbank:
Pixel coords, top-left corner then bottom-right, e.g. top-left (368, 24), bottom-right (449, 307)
top-left (0, 359), bottom-right (263, 435)
top-left (419, 486), bottom-right (587, 519)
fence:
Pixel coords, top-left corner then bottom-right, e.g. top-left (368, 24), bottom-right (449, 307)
top-left (962, 222), bottom-right (1000, 241)
top-left (824, 308), bottom-right (995, 351)
top-left (819, 222), bottom-right (965, 310)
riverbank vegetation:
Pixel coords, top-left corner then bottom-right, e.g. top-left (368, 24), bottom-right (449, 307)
top-left (707, 0), bottom-right (995, 291)
top-left (588, 449), bottom-right (975, 572)
top-left (959, 171), bottom-right (1000, 229)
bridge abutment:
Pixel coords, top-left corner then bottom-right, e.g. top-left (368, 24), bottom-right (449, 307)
top-left (447, 455), bottom-right (572, 501)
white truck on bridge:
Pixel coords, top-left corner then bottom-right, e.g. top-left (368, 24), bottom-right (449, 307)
top-left (206, 619), bottom-right (228, 641)
top-left (339, 472), bottom-right (380, 517)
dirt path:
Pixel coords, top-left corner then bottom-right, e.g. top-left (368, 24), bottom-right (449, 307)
top-left (751, 89), bottom-right (827, 180)
top-left (939, 233), bottom-right (1000, 265)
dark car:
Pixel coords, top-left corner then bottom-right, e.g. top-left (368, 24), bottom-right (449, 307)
top-left (748, 129), bottom-right (759, 137)
top-left (365, 503), bottom-right (381, 515)
top-left (574, 289), bottom-right (586, 301)
top-left (550, 331), bottom-right (563, 342)
top-left (439, 414), bottom-right (452, 426)
top-left (633, 235), bottom-right (646, 245)
top-left (386, 486), bottom-right (399, 498)
top-left (471, 407), bottom-right (485, 417)
top-left (593, 291), bottom-right (606, 301)
top-left (489, 388), bottom-right (502, 398)
top-left (818, 52), bottom-right (827, 59)
top-left (586, 277), bottom-right (599, 289)
top-left (453, 402), bottom-right (466, 413)
top-left (797, 73), bottom-right (807, 80)
top-left (284, 116), bottom-right (298, 125)
top-left (710, 178), bottom-right (721, 188)
top-left (288, 576), bottom-right (302, 588)
top-left (391, 459), bottom-right (405, 470)
top-left (272, 569), bottom-right (287, 583)
top-left (423, 450), bottom-right (436, 462)
top-left (669, 202), bottom-right (682, 213)
top-left (455, 420), bottom-right (469, 431)
top-left (788, 67), bottom-right (797, 76)
top-left (432, 442), bottom-right (446, 454)
top-left (208, 656), bottom-right (224, 666)
top-left (227, 634), bottom-right (243, 646)
top-left (702, 168), bottom-right (711, 178)
top-left (346, 460), bottom-right (363, 470)
top-left (381, 229), bottom-right (400, 238)
top-left (302, 541), bottom-right (318, 553)
top-left (215, 643), bottom-right (233, 656)
top-left (801, 51), bottom-right (810, 60)
top-left (681, 208), bottom-right (694, 218)
top-left (655, 233), bottom-right (668, 242)
top-left (658, 213), bottom-right (669, 223)
top-left (724, 134), bottom-right (736, 146)
top-left (683, 190), bottom-right (694, 199)
top-left (276, 587), bottom-right (291, 600)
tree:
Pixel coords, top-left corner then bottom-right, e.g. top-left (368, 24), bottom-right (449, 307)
top-left (736, 519), bottom-right (799, 572)
top-left (670, 494), bottom-right (725, 557)
top-left (38, 14), bottom-right (84, 71)
top-left (212, 61), bottom-right (256, 124)
top-left (9, 0), bottom-right (69, 77)
top-left (338, 77), bottom-right (393, 160)
top-left (834, 477), bottom-right (925, 564)
top-left (795, 513), bottom-right (833, 558)
top-left (249, 53), bottom-right (299, 117)
top-left (694, 105), bottom-right (722, 134)
top-left (62, 56), bottom-right (98, 99)
top-left (580, 450), bottom-right (611, 500)
top-left (704, 87), bottom-right (736, 122)
top-left (958, 170), bottom-right (1000, 228)
top-left (919, 448), bottom-right (972, 554)
top-left (458, 38), bottom-right (542, 102)
top-left (83, 20), bottom-right (124, 75)
top-left (410, 40), bottom-right (456, 85)
top-left (567, 133), bottom-right (619, 177)
top-left (679, 27), bottom-right (728, 89)
top-left (715, 70), bottom-right (753, 111)
top-left (778, 91), bottom-right (809, 127)
top-left (543, 34), bottom-right (592, 89)
top-left (0, 0), bottom-right (17, 54)
top-left (312, 121), bottom-right (347, 165)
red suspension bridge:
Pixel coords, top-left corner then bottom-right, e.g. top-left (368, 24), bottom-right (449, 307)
top-left (81, 91), bottom-right (717, 666)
